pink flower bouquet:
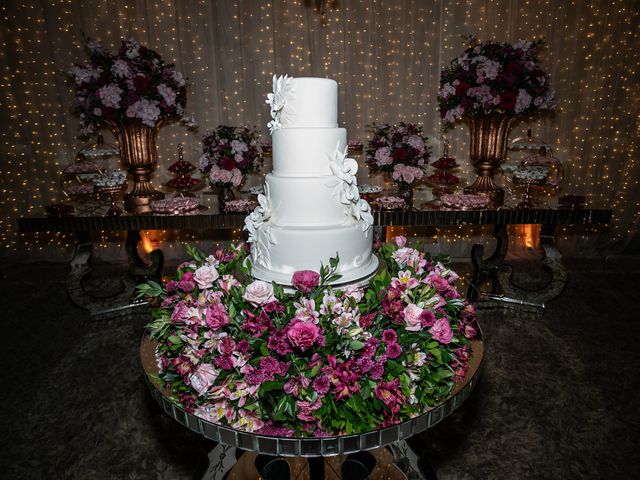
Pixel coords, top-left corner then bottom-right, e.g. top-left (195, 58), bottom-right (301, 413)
top-left (139, 239), bottom-right (479, 437)
top-left (365, 122), bottom-right (431, 186)
top-left (438, 38), bottom-right (557, 125)
top-left (68, 38), bottom-right (193, 136)
top-left (199, 126), bottom-right (262, 188)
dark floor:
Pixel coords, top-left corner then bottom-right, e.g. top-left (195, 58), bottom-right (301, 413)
top-left (1, 256), bottom-right (639, 479)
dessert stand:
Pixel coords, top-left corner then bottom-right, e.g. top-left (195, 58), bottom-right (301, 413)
top-left (141, 332), bottom-right (484, 480)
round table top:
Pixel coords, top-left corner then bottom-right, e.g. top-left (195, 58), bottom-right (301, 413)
top-left (141, 332), bottom-right (483, 457)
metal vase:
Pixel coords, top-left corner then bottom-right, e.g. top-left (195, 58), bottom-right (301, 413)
top-left (464, 113), bottom-right (515, 207)
top-left (110, 121), bottom-right (165, 214)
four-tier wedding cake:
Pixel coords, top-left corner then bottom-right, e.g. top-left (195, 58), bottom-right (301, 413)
top-left (244, 76), bottom-right (379, 286)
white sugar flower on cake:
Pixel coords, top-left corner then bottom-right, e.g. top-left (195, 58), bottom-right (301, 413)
top-left (266, 74), bottom-right (294, 133)
top-left (244, 192), bottom-right (271, 243)
top-left (328, 144), bottom-right (373, 231)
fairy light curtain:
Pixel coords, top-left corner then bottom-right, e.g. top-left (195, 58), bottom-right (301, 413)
top-left (1, 0), bottom-right (638, 259)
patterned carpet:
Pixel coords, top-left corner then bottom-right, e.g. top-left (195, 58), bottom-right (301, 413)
top-left (1, 257), bottom-right (638, 479)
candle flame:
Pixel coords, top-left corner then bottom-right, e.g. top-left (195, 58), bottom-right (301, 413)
top-left (140, 231), bottom-right (154, 254)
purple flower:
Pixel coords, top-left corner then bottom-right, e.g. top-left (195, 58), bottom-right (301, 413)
top-left (291, 270), bottom-right (320, 293)
top-left (165, 280), bottom-right (178, 292)
top-left (263, 300), bottom-right (285, 314)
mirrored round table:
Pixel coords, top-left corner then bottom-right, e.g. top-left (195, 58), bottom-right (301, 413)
top-left (141, 331), bottom-right (483, 480)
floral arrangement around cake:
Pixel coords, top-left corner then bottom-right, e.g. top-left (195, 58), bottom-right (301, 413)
top-left (365, 123), bottom-right (431, 185)
top-left (199, 126), bottom-right (263, 188)
top-left (438, 37), bottom-right (557, 125)
top-left (68, 38), bottom-right (194, 136)
top-left (139, 237), bottom-right (479, 437)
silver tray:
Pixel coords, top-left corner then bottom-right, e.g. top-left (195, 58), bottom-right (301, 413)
top-left (141, 331), bottom-right (483, 457)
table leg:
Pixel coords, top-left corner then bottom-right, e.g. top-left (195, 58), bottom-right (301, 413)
top-left (66, 230), bottom-right (163, 319)
top-left (467, 224), bottom-right (508, 302)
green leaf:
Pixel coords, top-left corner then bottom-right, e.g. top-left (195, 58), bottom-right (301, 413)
top-left (349, 340), bottom-right (365, 350)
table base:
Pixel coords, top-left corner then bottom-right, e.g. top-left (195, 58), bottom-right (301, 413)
top-left (67, 231), bottom-right (163, 319)
top-left (198, 441), bottom-right (436, 480)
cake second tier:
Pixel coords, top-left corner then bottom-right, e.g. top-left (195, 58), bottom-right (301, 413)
top-left (265, 173), bottom-right (352, 227)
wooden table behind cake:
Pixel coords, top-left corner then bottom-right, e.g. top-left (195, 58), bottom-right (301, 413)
top-left (17, 207), bottom-right (612, 317)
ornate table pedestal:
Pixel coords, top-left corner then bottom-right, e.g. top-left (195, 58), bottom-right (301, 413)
top-left (141, 334), bottom-right (484, 480)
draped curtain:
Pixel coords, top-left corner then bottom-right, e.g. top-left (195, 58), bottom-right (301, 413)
top-left (1, 0), bottom-right (638, 260)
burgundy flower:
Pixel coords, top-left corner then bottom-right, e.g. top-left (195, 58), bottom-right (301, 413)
top-left (359, 312), bottom-right (376, 330)
top-left (220, 156), bottom-right (235, 171)
top-left (133, 73), bottom-right (149, 91)
top-left (236, 339), bottom-right (251, 353)
top-left (420, 309), bottom-right (436, 328)
top-left (263, 300), bottom-right (285, 315)
top-left (165, 280), bottom-right (178, 292)
top-left (499, 90), bottom-right (518, 111)
top-left (267, 328), bottom-right (293, 356)
top-left (291, 270), bottom-right (320, 293)
top-left (213, 355), bottom-right (233, 370)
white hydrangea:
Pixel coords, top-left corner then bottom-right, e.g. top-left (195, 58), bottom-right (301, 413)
top-left (126, 99), bottom-right (161, 127)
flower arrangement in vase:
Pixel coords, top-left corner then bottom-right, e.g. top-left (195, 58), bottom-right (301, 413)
top-left (68, 37), bottom-right (195, 213)
top-left (199, 126), bottom-right (263, 209)
top-left (365, 123), bottom-right (431, 208)
top-left (438, 38), bottom-right (557, 206)
top-left (137, 236), bottom-right (479, 437)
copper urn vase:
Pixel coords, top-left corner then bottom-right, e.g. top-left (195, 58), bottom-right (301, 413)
top-left (464, 113), bottom-right (515, 207)
top-left (110, 121), bottom-right (165, 214)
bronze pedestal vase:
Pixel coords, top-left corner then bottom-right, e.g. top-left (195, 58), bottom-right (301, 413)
top-left (464, 113), bottom-right (515, 207)
top-left (110, 121), bottom-right (165, 214)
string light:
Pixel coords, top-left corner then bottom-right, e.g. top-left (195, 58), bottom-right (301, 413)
top-left (1, 0), bottom-right (637, 260)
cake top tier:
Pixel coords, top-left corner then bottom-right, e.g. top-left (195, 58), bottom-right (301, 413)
top-left (266, 76), bottom-right (338, 132)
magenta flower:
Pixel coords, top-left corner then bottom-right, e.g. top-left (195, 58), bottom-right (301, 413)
top-left (382, 329), bottom-right (398, 344)
top-left (312, 375), bottom-right (331, 394)
top-left (267, 328), bottom-right (293, 356)
top-left (263, 299), bottom-right (285, 314)
top-left (291, 270), bottom-right (320, 293)
top-left (386, 342), bottom-right (402, 359)
top-left (177, 271), bottom-right (196, 292)
top-left (296, 398), bottom-right (322, 422)
top-left (429, 317), bottom-right (454, 344)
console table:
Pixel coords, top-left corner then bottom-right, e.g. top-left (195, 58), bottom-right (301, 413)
top-left (17, 207), bottom-right (612, 317)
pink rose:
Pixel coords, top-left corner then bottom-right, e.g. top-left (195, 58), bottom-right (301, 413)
top-left (194, 265), bottom-right (219, 289)
top-left (429, 317), bottom-right (454, 344)
top-left (189, 363), bottom-right (219, 396)
top-left (291, 270), bottom-right (320, 293)
top-left (287, 320), bottom-right (321, 351)
top-left (170, 300), bottom-right (191, 323)
top-left (394, 235), bottom-right (407, 247)
top-left (403, 303), bottom-right (424, 331)
top-left (243, 280), bottom-right (276, 306)
top-left (205, 303), bottom-right (230, 331)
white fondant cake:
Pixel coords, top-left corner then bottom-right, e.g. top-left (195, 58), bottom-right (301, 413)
top-left (245, 75), bottom-right (378, 285)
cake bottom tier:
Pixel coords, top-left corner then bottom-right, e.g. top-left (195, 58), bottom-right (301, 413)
top-left (250, 223), bottom-right (379, 286)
